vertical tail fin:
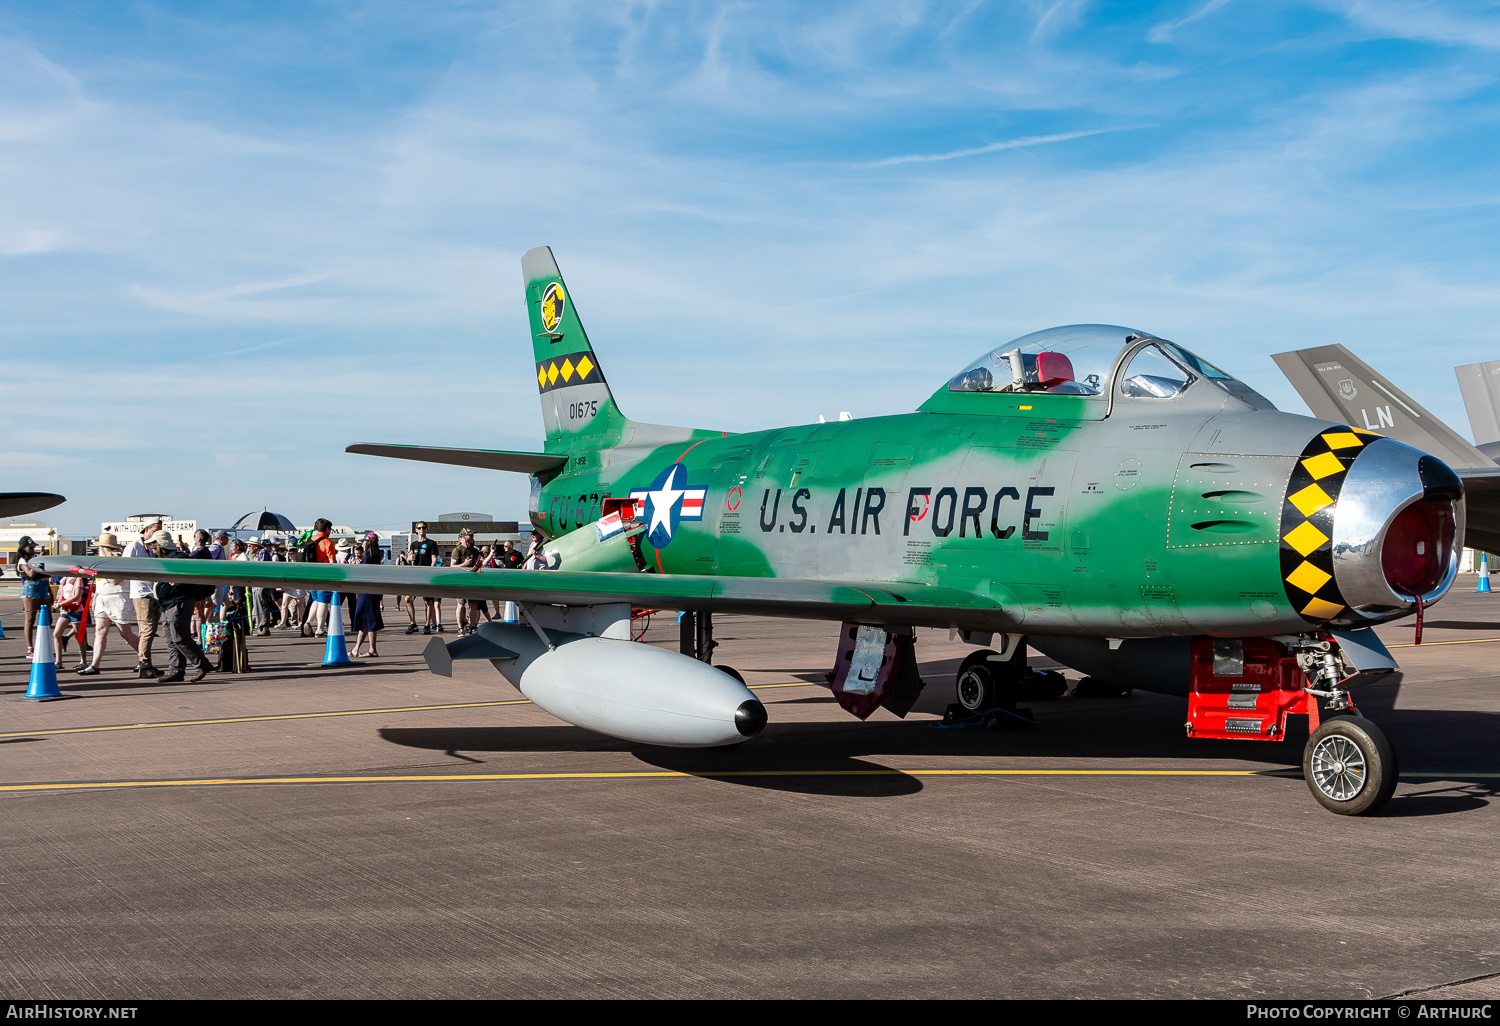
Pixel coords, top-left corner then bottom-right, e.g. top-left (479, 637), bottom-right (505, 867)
top-left (1272, 343), bottom-right (1494, 469)
top-left (1456, 359), bottom-right (1500, 459)
top-left (524, 246), bottom-right (629, 451)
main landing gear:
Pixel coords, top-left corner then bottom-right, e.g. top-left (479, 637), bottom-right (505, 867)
top-left (679, 610), bottom-right (744, 684)
top-left (953, 641), bottom-right (1068, 715)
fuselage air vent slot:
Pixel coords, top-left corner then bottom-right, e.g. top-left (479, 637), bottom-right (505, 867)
top-left (1190, 520), bottom-right (1259, 534)
top-left (1200, 489), bottom-right (1264, 504)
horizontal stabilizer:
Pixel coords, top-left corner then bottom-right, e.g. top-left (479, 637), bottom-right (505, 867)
top-left (34, 556), bottom-right (1013, 633)
top-left (0, 492), bottom-right (65, 519)
top-left (346, 444), bottom-right (566, 475)
top-left (1272, 345), bottom-right (1493, 469)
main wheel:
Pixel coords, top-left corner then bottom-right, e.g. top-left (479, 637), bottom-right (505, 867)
top-left (1303, 715), bottom-right (1399, 816)
top-left (955, 651), bottom-right (1016, 714)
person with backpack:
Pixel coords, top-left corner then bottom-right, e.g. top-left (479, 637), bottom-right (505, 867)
top-left (153, 535), bottom-right (215, 683)
top-left (303, 518), bottom-right (337, 636)
top-left (51, 571), bottom-right (93, 672)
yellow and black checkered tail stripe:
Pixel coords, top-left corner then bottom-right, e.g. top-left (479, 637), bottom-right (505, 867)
top-left (536, 351), bottom-right (605, 394)
top-left (1278, 426), bottom-right (1382, 624)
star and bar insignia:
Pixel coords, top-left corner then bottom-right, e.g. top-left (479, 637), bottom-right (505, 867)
top-left (629, 463), bottom-right (707, 548)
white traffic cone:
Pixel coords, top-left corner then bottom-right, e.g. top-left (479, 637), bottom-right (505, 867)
top-left (9, 605), bottom-right (74, 702)
top-left (318, 592), bottom-right (354, 667)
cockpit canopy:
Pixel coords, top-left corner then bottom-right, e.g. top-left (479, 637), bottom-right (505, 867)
top-left (946, 323), bottom-right (1244, 401)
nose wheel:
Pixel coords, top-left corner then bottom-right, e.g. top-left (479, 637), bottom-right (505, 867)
top-left (1302, 714), bottom-right (1399, 815)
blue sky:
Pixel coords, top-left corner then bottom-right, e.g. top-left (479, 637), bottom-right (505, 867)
top-left (4, 1), bottom-right (1500, 537)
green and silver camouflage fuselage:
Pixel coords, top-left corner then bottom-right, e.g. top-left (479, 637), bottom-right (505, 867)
top-left (525, 250), bottom-right (1463, 643)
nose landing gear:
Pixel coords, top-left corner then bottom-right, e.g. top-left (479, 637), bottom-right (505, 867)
top-left (1185, 635), bottom-right (1401, 816)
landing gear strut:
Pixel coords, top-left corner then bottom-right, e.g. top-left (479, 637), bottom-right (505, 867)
top-left (680, 610), bottom-right (741, 683)
top-left (679, 610), bottom-right (716, 662)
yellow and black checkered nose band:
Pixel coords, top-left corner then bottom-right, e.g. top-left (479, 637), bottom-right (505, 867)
top-left (535, 352), bottom-right (603, 394)
top-left (1278, 426), bottom-right (1382, 623)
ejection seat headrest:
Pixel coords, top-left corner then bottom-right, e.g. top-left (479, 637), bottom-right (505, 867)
top-left (1034, 352), bottom-right (1075, 388)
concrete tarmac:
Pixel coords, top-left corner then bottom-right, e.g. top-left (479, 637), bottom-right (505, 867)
top-left (2, 591), bottom-right (1499, 999)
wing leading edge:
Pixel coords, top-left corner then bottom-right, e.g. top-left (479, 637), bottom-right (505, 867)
top-left (33, 556), bottom-right (1013, 632)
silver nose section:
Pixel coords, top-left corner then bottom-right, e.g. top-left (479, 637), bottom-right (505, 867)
top-left (1331, 437), bottom-right (1463, 622)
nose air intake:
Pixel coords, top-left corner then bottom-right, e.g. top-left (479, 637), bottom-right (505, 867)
top-left (1280, 429), bottom-right (1463, 627)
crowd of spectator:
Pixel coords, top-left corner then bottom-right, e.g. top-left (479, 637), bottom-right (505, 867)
top-left (9, 519), bottom-right (554, 679)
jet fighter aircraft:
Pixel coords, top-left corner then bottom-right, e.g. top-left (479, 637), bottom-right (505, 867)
top-left (37, 249), bottom-right (1466, 816)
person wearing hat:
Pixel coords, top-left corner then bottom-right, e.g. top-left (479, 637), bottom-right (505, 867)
top-left (13, 535), bottom-right (52, 658)
top-left (78, 533), bottom-right (140, 676)
top-left (449, 529), bottom-right (483, 635)
top-left (524, 529), bottom-right (553, 570)
top-left (122, 519), bottom-right (165, 678)
top-left (244, 538), bottom-right (272, 635)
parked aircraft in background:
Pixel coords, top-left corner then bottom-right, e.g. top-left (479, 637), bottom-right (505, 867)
top-left (1454, 359), bottom-right (1500, 463)
top-left (0, 493), bottom-right (64, 519)
top-left (1274, 346), bottom-right (1500, 556)
top-left (38, 251), bottom-right (1466, 816)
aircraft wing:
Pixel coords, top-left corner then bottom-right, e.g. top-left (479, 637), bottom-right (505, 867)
top-left (0, 492), bottom-right (65, 518)
top-left (1453, 470), bottom-right (1500, 555)
top-left (1272, 345), bottom-right (1494, 470)
top-left (345, 444), bottom-right (568, 475)
top-left (32, 556), bottom-right (1011, 632)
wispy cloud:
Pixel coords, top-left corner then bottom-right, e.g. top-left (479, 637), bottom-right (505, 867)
top-left (1148, 0), bottom-right (1237, 43)
top-left (1331, 0), bottom-right (1500, 50)
top-left (861, 127), bottom-right (1128, 167)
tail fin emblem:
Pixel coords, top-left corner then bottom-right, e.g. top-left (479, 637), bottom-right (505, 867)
top-left (541, 282), bottom-right (566, 333)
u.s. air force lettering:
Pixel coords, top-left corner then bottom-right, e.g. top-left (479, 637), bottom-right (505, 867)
top-left (755, 484), bottom-right (1057, 540)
